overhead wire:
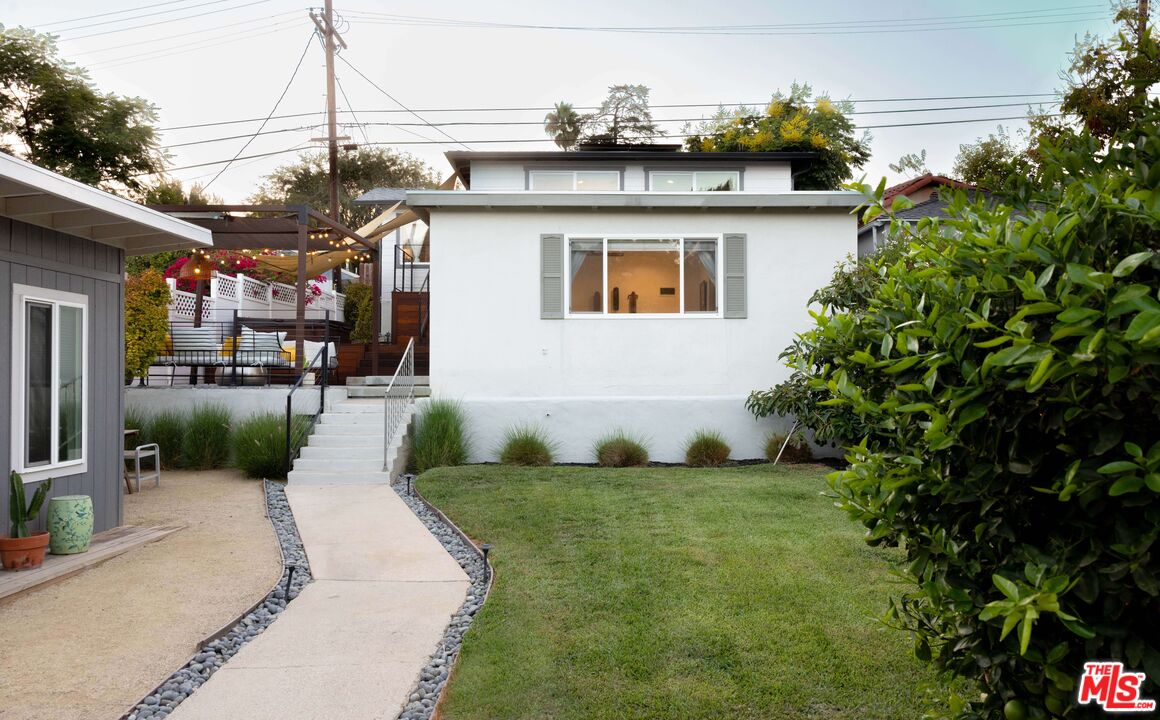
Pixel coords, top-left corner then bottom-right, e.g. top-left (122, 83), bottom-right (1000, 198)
top-left (33, 0), bottom-right (218, 29)
top-left (335, 54), bottom-right (472, 151)
top-left (88, 18), bottom-right (303, 69)
top-left (198, 32), bottom-right (316, 190)
top-left (59, 0), bottom-right (275, 42)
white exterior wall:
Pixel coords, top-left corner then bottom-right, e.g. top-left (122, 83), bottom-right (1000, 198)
top-left (468, 161), bottom-right (793, 191)
top-left (428, 208), bottom-right (854, 462)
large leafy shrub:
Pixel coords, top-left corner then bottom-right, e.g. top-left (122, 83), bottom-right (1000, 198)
top-left (124, 269), bottom-right (170, 382)
top-left (785, 114), bottom-right (1160, 717)
top-left (411, 400), bottom-right (469, 473)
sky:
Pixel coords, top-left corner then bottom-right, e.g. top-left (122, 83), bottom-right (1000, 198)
top-left (0, 0), bottom-right (1123, 202)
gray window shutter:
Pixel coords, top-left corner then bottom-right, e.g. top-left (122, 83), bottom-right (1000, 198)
top-left (723, 233), bottom-right (747, 318)
top-left (541, 234), bottom-right (565, 319)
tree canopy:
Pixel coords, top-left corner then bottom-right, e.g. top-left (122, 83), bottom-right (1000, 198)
top-left (544, 101), bottom-right (583, 150)
top-left (0, 26), bottom-right (163, 192)
top-left (579, 84), bottom-right (659, 145)
top-left (684, 83), bottom-right (871, 191)
top-left (249, 147), bottom-right (440, 229)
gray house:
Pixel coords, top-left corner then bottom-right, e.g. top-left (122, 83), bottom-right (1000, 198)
top-left (0, 152), bottom-right (210, 534)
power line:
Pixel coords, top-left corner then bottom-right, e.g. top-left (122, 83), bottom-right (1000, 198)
top-left (45, 0), bottom-right (235, 34)
top-left (89, 20), bottom-right (302, 70)
top-left (81, 10), bottom-right (300, 56)
top-left (201, 33), bottom-right (315, 190)
top-left (157, 93), bottom-right (1065, 131)
top-left (335, 75), bottom-right (371, 145)
top-left (160, 100), bottom-right (1064, 149)
top-left (33, 0), bottom-right (205, 28)
top-left (60, 0), bottom-right (275, 42)
top-left (335, 54), bottom-right (472, 151)
top-left (343, 6), bottom-right (1110, 36)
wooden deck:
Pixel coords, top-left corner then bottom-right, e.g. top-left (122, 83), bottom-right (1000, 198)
top-left (0, 525), bottom-right (182, 602)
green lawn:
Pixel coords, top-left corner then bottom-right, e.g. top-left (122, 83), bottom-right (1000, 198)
top-left (418, 464), bottom-right (949, 720)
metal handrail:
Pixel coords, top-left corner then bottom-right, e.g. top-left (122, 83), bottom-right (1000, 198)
top-left (283, 312), bottom-right (331, 476)
top-left (382, 338), bottom-right (416, 471)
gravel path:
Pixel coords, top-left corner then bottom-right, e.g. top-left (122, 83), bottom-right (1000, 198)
top-left (392, 474), bottom-right (491, 720)
top-left (0, 469), bottom-right (281, 720)
top-left (125, 481), bottom-right (311, 720)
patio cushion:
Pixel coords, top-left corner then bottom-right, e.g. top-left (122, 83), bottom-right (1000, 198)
top-left (169, 326), bottom-right (221, 352)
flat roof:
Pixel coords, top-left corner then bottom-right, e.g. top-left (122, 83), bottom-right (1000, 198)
top-left (444, 150), bottom-right (820, 188)
top-left (406, 190), bottom-right (861, 212)
top-left (0, 152), bottom-right (211, 255)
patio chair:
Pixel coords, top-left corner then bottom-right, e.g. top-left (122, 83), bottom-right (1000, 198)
top-left (124, 444), bottom-right (161, 492)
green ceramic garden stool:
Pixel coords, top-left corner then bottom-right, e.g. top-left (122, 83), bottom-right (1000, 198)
top-left (47, 495), bottom-right (93, 555)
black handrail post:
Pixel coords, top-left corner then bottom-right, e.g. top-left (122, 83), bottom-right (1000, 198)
top-left (285, 393), bottom-right (293, 478)
top-left (231, 309), bottom-right (240, 386)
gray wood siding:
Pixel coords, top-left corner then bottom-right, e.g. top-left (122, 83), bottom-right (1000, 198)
top-left (0, 217), bottom-right (124, 534)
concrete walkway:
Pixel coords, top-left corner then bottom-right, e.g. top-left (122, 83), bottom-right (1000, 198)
top-left (169, 485), bottom-right (470, 720)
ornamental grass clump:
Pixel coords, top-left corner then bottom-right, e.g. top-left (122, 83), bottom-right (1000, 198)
top-left (498, 424), bottom-right (556, 466)
top-left (594, 430), bottom-right (649, 468)
top-left (182, 403), bottom-right (232, 469)
top-left (684, 429), bottom-right (731, 467)
top-left (764, 432), bottom-right (814, 464)
top-left (144, 409), bottom-right (187, 469)
top-left (232, 412), bottom-right (308, 479)
top-left (412, 400), bottom-right (470, 473)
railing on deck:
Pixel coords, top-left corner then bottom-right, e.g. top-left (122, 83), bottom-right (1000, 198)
top-left (168, 272), bottom-right (345, 323)
top-left (382, 338), bottom-right (416, 471)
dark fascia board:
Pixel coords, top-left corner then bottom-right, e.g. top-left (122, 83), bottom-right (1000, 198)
top-left (445, 150), bottom-right (820, 188)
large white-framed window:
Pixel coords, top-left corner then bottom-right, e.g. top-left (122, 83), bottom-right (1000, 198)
top-left (10, 285), bottom-right (88, 482)
top-left (649, 170), bottom-right (741, 192)
top-left (565, 235), bottom-right (721, 317)
top-left (528, 170), bottom-right (621, 191)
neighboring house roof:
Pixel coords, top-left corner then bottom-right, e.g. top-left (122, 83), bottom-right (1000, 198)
top-left (443, 150), bottom-right (820, 189)
top-left (0, 152), bottom-right (211, 255)
top-left (405, 190), bottom-right (861, 212)
top-left (857, 189), bottom-right (990, 240)
top-left (353, 187), bottom-right (412, 205)
top-left (881, 173), bottom-right (974, 211)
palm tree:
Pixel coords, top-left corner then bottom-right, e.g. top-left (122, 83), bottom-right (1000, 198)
top-left (544, 102), bottom-right (582, 150)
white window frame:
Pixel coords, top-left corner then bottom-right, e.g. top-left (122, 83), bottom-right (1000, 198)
top-left (528, 170), bottom-right (622, 191)
top-left (648, 170), bottom-right (742, 192)
top-left (563, 234), bottom-right (723, 319)
top-left (10, 284), bottom-right (89, 483)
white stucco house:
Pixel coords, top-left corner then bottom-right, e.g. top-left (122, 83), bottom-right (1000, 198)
top-left (405, 146), bottom-right (860, 462)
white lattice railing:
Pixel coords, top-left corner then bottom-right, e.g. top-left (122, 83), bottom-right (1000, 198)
top-left (169, 286), bottom-right (214, 321)
top-left (241, 275), bottom-right (268, 303)
top-left (214, 274), bottom-right (239, 302)
top-left (167, 274), bottom-right (346, 322)
top-left (270, 281), bottom-right (297, 307)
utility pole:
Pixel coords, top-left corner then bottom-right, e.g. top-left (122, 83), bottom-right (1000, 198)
top-left (309, 2), bottom-right (349, 291)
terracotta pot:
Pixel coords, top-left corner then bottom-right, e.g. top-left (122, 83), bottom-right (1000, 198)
top-left (0, 532), bottom-right (51, 570)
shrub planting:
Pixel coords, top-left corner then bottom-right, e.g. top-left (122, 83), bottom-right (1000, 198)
top-left (498, 424), bottom-right (556, 466)
top-left (144, 409), bottom-right (187, 469)
top-left (593, 430), bottom-right (649, 468)
top-left (684, 429), bottom-right (731, 467)
top-left (233, 412), bottom-right (309, 479)
top-left (181, 404), bottom-right (232, 469)
top-left (411, 400), bottom-right (470, 473)
top-left (764, 432), bottom-right (814, 464)
top-left (777, 107), bottom-right (1160, 715)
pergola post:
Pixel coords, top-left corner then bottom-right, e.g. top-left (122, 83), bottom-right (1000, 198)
top-left (295, 213), bottom-right (308, 371)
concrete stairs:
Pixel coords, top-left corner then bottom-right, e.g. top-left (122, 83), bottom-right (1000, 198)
top-left (344, 375), bottom-right (431, 399)
top-left (286, 399), bottom-right (414, 485)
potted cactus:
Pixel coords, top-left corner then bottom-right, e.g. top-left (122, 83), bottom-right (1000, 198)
top-left (0, 471), bottom-right (52, 570)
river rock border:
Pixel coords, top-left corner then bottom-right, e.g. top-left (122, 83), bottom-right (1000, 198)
top-left (123, 480), bottom-right (313, 720)
top-left (392, 473), bottom-right (493, 720)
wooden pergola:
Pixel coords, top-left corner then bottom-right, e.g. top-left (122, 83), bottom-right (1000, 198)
top-left (149, 204), bottom-right (383, 371)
